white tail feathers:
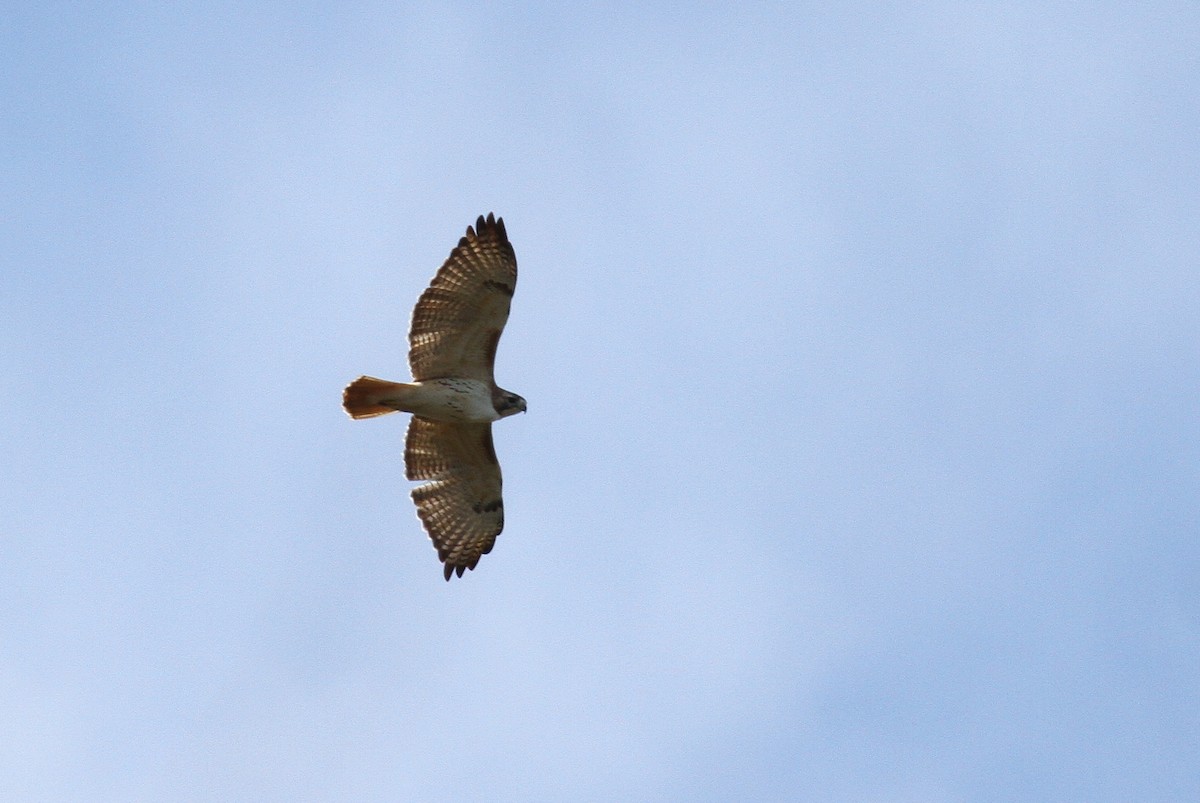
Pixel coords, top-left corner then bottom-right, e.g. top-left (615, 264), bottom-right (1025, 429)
top-left (342, 376), bottom-right (413, 419)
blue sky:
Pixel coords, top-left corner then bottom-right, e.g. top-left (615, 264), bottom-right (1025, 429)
top-left (3, 3), bottom-right (1198, 800)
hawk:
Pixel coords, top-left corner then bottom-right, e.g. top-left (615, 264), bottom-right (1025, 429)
top-left (343, 213), bottom-right (526, 580)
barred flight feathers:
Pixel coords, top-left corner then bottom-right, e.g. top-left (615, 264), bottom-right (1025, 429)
top-left (408, 213), bottom-right (517, 383)
top-left (405, 417), bottom-right (504, 580)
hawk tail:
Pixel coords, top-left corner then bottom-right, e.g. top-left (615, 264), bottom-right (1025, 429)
top-left (342, 376), bottom-right (414, 419)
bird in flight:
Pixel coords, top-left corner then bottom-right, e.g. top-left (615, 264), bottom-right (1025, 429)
top-left (343, 213), bottom-right (525, 580)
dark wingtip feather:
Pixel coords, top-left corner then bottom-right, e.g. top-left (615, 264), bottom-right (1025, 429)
top-left (470, 212), bottom-right (506, 243)
top-left (441, 561), bottom-right (478, 581)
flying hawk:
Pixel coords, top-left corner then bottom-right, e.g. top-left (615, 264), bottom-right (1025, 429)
top-left (343, 213), bottom-right (525, 580)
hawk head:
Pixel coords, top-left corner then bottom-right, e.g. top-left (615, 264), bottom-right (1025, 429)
top-left (493, 389), bottom-right (527, 418)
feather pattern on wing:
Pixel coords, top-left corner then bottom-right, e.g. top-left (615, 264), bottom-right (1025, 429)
top-left (405, 416), bottom-right (504, 580)
top-left (408, 213), bottom-right (517, 382)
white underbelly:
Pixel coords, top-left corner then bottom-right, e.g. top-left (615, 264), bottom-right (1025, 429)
top-left (407, 378), bottom-right (499, 423)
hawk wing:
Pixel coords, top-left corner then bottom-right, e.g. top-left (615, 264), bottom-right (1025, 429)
top-left (408, 213), bottom-right (517, 382)
top-left (405, 416), bottom-right (504, 580)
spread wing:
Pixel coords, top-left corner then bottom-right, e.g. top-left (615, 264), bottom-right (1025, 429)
top-left (408, 213), bottom-right (517, 382)
top-left (405, 416), bottom-right (504, 580)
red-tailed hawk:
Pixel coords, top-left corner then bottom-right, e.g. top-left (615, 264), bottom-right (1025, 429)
top-left (343, 213), bottom-right (525, 580)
